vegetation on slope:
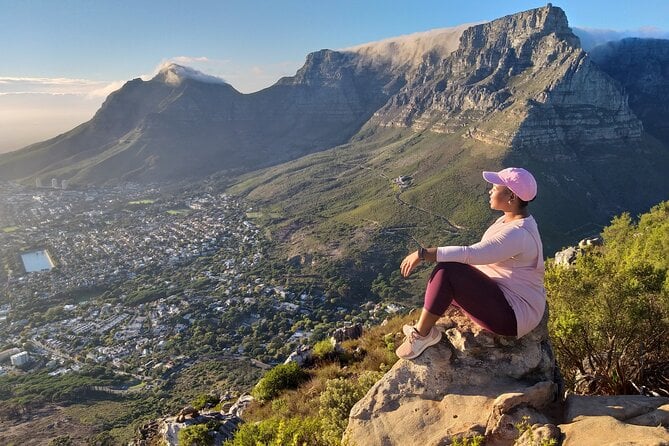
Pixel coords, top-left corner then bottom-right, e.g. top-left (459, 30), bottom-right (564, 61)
top-left (546, 200), bottom-right (669, 394)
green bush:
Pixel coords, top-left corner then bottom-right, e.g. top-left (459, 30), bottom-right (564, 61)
top-left (224, 416), bottom-right (325, 446)
top-left (190, 393), bottom-right (219, 410)
top-left (546, 201), bottom-right (669, 394)
top-left (178, 424), bottom-right (213, 446)
top-left (313, 339), bottom-right (335, 360)
top-left (319, 371), bottom-right (383, 445)
top-left (252, 362), bottom-right (309, 401)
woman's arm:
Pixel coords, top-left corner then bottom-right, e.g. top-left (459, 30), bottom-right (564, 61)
top-left (437, 228), bottom-right (525, 265)
top-left (400, 247), bottom-right (437, 278)
top-left (400, 227), bottom-right (527, 277)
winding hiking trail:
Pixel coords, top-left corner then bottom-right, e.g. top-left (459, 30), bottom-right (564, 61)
top-left (359, 165), bottom-right (465, 233)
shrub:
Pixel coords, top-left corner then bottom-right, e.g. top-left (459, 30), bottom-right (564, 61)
top-left (178, 424), bottom-right (212, 446)
top-left (546, 201), bottom-right (669, 394)
top-left (191, 393), bottom-right (219, 410)
top-left (252, 362), bottom-right (309, 401)
top-left (313, 339), bottom-right (336, 360)
top-left (224, 416), bottom-right (325, 446)
top-left (319, 371), bottom-right (383, 445)
top-left (451, 435), bottom-right (484, 446)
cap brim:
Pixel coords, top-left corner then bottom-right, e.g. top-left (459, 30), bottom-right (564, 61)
top-left (482, 171), bottom-right (503, 185)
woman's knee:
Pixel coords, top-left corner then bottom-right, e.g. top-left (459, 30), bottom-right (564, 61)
top-left (429, 262), bottom-right (469, 281)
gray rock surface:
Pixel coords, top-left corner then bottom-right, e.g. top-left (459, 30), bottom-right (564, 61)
top-left (372, 5), bottom-right (643, 150)
top-left (344, 308), bottom-right (669, 446)
top-left (344, 308), bottom-right (560, 446)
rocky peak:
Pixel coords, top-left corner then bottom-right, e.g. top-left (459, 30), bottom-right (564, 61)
top-left (276, 49), bottom-right (357, 87)
top-left (371, 4), bottom-right (642, 149)
top-left (152, 63), bottom-right (228, 86)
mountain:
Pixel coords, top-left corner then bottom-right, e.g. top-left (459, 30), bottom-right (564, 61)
top-left (0, 59), bottom-right (398, 184)
top-left (1, 5), bottom-right (669, 254)
top-left (227, 5), bottom-right (669, 255)
top-left (589, 38), bottom-right (669, 142)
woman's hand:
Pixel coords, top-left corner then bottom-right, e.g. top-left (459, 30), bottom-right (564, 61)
top-left (400, 251), bottom-right (422, 278)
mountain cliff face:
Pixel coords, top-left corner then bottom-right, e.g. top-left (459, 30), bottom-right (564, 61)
top-left (372, 5), bottom-right (642, 148)
top-left (589, 38), bottom-right (669, 142)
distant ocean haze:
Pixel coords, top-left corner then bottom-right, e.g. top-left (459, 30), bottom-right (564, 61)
top-left (0, 91), bottom-right (104, 153)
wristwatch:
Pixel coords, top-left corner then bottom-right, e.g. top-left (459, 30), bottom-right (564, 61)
top-left (418, 247), bottom-right (426, 261)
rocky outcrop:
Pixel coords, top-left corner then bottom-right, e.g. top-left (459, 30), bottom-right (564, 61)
top-left (344, 308), bottom-right (669, 446)
top-left (344, 308), bottom-right (561, 446)
top-left (560, 395), bottom-right (669, 445)
top-left (135, 393), bottom-right (254, 446)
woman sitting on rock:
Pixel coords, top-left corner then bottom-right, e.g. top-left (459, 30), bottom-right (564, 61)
top-left (396, 167), bottom-right (545, 359)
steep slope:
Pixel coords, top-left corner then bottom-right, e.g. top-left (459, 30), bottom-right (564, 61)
top-left (589, 38), bottom-right (669, 142)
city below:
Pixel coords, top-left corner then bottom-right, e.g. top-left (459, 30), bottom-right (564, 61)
top-left (0, 180), bottom-right (402, 385)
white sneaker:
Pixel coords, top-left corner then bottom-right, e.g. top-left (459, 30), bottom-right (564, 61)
top-left (396, 325), bottom-right (442, 359)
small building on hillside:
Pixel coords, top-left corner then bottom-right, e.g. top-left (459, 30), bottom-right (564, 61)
top-left (10, 351), bottom-right (30, 367)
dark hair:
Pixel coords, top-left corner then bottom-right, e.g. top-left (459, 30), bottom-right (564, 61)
top-left (518, 196), bottom-right (535, 209)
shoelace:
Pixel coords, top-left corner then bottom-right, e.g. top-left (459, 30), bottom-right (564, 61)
top-left (406, 327), bottom-right (422, 344)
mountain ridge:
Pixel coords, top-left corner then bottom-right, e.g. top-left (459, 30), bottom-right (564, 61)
top-left (1, 5), bottom-right (668, 255)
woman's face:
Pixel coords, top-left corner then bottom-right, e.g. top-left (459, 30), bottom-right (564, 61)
top-left (488, 184), bottom-right (514, 210)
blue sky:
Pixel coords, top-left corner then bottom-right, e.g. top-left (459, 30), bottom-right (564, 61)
top-left (1, 0), bottom-right (668, 152)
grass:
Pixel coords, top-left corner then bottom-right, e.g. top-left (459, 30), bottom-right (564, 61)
top-left (127, 382), bottom-right (147, 392)
top-left (166, 208), bottom-right (190, 215)
top-left (241, 311), bottom-right (416, 424)
top-left (128, 199), bottom-right (155, 205)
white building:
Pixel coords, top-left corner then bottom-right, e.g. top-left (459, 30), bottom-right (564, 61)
top-left (10, 351), bottom-right (30, 367)
top-left (61, 179), bottom-right (69, 190)
top-left (51, 178), bottom-right (58, 188)
top-left (36, 177), bottom-right (42, 188)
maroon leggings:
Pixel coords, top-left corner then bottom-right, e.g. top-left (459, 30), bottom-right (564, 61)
top-left (423, 262), bottom-right (517, 337)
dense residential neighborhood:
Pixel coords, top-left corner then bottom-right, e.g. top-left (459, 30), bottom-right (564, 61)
top-left (0, 180), bottom-right (402, 382)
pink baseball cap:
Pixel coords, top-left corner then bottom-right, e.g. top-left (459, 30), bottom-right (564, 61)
top-left (482, 167), bottom-right (537, 201)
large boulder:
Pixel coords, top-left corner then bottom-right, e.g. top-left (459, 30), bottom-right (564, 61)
top-left (559, 395), bottom-right (669, 445)
top-left (344, 308), bottom-right (561, 446)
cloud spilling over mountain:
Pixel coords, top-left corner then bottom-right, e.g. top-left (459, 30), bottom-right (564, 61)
top-left (154, 63), bottom-right (229, 86)
top-left (342, 24), bottom-right (472, 70)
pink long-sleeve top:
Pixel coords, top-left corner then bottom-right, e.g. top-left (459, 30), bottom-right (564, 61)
top-left (436, 215), bottom-right (545, 337)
